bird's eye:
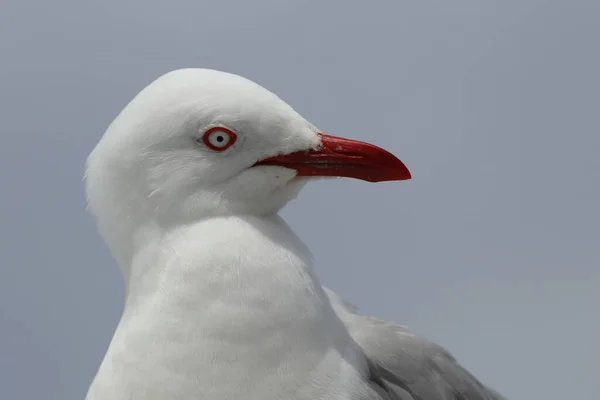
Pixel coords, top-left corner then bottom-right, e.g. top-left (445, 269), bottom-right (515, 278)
top-left (201, 127), bottom-right (237, 151)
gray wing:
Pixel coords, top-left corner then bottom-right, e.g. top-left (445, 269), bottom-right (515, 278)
top-left (323, 288), bottom-right (507, 400)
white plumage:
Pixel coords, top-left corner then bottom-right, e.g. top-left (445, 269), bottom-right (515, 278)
top-left (85, 69), bottom-right (505, 400)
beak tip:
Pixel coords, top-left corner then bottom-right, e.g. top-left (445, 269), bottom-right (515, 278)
top-left (385, 157), bottom-right (411, 182)
top-left (400, 164), bottom-right (412, 181)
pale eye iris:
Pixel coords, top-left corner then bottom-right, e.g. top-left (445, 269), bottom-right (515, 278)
top-left (208, 131), bottom-right (230, 148)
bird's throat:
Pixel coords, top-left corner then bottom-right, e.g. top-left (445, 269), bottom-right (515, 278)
top-left (88, 215), bottom-right (349, 399)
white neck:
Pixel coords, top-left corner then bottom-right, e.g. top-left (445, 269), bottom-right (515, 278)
top-left (86, 214), bottom-right (364, 400)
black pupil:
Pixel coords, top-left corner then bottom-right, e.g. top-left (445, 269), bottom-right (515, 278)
top-left (216, 135), bottom-right (224, 143)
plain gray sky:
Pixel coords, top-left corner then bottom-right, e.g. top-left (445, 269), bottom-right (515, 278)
top-left (1, 1), bottom-right (598, 399)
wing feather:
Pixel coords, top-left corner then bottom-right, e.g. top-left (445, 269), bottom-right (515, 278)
top-left (323, 288), bottom-right (507, 400)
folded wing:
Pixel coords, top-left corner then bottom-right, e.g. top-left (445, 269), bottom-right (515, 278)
top-left (323, 288), bottom-right (507, 400)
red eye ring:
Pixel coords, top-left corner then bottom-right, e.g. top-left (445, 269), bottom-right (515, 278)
top-left (201, 127), bottom-right (237, 152)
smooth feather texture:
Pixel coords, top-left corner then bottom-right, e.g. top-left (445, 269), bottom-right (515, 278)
top-left (85, 68), bottom-right (507, 400)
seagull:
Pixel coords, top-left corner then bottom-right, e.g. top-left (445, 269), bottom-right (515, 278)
top-left (84, 69), bottom-right (506, 400)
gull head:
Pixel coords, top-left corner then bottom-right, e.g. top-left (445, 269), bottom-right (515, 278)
top-left (85, 69), bottom-right (410, 234)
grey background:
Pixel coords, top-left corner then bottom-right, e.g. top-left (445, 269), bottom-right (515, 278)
top-left (1, 1), bottom-right (598, 399)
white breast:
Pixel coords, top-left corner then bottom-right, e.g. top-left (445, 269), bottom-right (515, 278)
top-left (86, 215), bottom-right (370, 400)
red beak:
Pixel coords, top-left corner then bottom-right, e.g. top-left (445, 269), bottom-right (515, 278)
top-left (255, 133), bottom-right (411, 183)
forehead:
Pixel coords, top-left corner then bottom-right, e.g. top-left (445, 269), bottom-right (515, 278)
top-left (107, 69), bottom-right (316, 151)
top-left (136, 69), bottom-right (302, 127)
top-left (145, 69), bottom-right (281, 108)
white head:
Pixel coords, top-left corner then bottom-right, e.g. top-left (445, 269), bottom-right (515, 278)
top-left (85, 69), bottom-right (410, 264)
